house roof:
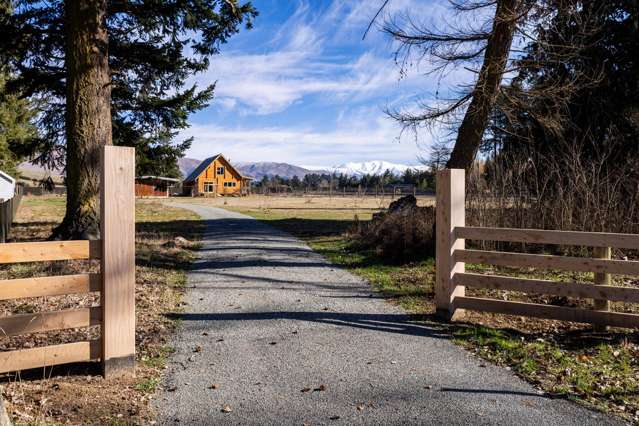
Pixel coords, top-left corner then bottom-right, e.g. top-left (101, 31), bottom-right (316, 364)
top-left (183, 154), bottom-right (244, 183)
top-left (183, 155), bottom-right (220, 183)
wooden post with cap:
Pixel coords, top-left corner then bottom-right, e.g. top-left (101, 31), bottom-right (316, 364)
top-left (435, 169), bottom-right (466, 320)
top-left (100, 145), bottom-right (136, 377)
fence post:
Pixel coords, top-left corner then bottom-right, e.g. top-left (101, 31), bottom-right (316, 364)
top-left (435, 169), bottom-right (466, 320)
top-left (101, 145), bottom-right (136, 378)
top-left (593, 246), bottom-right (611, 332)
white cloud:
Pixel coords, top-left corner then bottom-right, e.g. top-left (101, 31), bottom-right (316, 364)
top-left (182, 114), bottom-right (433, 166)
top-left (182, 0), bottom-right (468, 165)
top-left (188, 1), bottom-right (446, 115)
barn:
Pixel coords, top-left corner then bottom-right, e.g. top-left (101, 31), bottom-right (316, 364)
top-left (183, 154), bottom-right (252, 196)
top-left (135, 176), bottom-right (180, 197)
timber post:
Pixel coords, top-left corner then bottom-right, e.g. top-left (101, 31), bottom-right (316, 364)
top-left (435, 169), bottom-right (466, 320)
top-left (100, 145), bottom-right (136, 377)
top-left (593, 246), bottom-right (612, 332)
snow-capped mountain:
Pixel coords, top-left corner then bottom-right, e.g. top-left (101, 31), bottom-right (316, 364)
top-left (178, 158), bottom-right (426, 180)
top-left (305, 161), bottom-right (426, 177)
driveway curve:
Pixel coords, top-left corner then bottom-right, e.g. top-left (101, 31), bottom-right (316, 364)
top-left (154, 203), bottom-right (622, 426)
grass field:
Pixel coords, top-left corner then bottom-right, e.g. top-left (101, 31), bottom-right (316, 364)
top-left (180, 194), bottom-right (639, 424)
top-left (1, 196), bottom-right (205, 425)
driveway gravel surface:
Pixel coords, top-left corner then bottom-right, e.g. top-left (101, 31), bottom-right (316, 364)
top-left (154, 203), bottom-right (624, 426)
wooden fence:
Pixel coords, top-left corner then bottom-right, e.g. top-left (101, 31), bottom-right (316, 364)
top-left (0, 185), bottom-right (23, 243)
top-left (435, 168), bottom-right (639, 328)
top-left (0, 146), bottom-right (136, 377)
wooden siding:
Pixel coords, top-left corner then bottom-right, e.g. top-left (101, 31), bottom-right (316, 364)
top-left (135, 182), bottom-right (168, 197)
top-left (195, 156), bottom-right (243, 195)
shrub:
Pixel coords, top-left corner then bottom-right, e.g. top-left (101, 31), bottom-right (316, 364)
top-left (348, 202), bottom-right (436, 261)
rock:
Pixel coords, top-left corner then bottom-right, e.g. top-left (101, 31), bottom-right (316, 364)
top-left (0, 387), bottom-right (12, 426)
top-left (163, 236), bottom-right (191, 248)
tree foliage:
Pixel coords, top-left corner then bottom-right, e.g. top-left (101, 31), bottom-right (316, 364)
top-left (0, 71), bottom-right (36, 177)
top-left (0, 0), bottom-right (257, 175)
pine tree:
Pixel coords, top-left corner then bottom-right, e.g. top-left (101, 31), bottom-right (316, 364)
top-left (0, 0), bottom-right (257, 238)
top-left (0, 71), bottom-right (36, 177)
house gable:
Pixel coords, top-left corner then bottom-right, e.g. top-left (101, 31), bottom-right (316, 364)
top-left (183, 154), bottom-right (247, 195)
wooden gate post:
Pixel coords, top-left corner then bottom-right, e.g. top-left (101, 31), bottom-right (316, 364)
top-left (435, 169), bottom-right (466, 320)
top-left (100, 146), bottom-right (136, 377)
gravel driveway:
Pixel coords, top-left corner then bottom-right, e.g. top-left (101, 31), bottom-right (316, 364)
top-left (154, 203), bottom-right (623, 426)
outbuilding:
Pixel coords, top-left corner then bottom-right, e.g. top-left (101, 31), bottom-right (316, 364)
top-left (135, 176), bottom-right (180, 197)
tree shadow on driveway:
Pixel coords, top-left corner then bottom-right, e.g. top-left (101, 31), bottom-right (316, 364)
top-left (165, 311), bottom-right (451, 339)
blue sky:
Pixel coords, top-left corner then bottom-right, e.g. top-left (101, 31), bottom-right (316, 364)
top-left (182, 0), bottom-right (457, 166)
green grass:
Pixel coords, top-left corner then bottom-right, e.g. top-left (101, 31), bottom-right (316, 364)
top-left (134, 377), bottom-right (161, 393)
top-left (454, 325), bottom-right (639, 416)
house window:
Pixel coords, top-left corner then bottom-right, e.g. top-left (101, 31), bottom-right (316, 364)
top-left (216, 166), bottom-right (225, 175)
top-left (223, 182), bottom-right (237, 188)
top-left (203, 181), bottom-right (215, 193)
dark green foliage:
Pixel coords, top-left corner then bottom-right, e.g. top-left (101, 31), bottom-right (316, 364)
top-left (0, 71), bottom-right (36, 177)
top-left (0, 0), bottom-right (257, 175)
top-left (491, 0), bottom-right (639, 163)
top-left (256, 169), bottom-right (435, 192)
top-left (477, 1), bottom-right (639, 233)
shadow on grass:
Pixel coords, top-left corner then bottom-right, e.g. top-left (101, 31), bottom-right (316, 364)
top-left (451, 320), bottom-right (639, 352)
top-left (254, 217), bottom-right (358, 238)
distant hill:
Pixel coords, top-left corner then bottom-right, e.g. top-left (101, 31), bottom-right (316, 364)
top-left (178, 157), bottom-right (202, 178)
top-left (179, 158), bottom-right (426, 180)
top-left (234, 162), bottom-right (319, 180)
top-left (16, 157), bottom-right (426, 182)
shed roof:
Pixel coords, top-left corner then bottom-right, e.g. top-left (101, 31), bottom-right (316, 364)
top-left (136, 176), bottom-right (180, 183)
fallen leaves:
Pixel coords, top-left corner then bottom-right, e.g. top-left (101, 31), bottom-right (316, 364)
top-left (301, 384), bottom-right (326, 393)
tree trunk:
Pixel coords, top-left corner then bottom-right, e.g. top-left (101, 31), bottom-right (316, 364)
top-left (446, 0), bottom-right (520, 171)
top-left (53, 0), bottom-right (111, 240)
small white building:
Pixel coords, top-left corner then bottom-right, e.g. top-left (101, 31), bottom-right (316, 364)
top-left (0, 171), bottom-right (16, 202)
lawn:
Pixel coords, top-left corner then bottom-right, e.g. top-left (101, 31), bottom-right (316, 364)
top-left (1, 196), bottom-right (205, 425)
top-left (212, 195), bottom-right (639, 425)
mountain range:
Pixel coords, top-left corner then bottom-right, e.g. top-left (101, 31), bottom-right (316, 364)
top-left (17, 158), bottom-right (425, 182)
top-left (179, 158), bottom-right (425, 180)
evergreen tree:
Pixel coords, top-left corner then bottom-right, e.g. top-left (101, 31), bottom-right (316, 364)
top-left (0, 71), bottom-right (36, 177)
top-left (0, 0), bottom-right (257, 238)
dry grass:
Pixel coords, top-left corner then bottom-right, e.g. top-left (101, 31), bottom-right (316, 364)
top-left (178, 193), bottom-right (435, 211)
top-left (0, 195), bottom-right (205, 425)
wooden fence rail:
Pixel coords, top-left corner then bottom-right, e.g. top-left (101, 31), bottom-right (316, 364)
top-left (435, 168), bottom-right (639, 329)
top-left (0, 146), bottom-right (135, 378)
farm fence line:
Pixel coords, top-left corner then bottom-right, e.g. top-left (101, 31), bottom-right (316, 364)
top-left (436, 168), bottom-right (639, 329)
top-left (0, 146), bottom-right (136, 378)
